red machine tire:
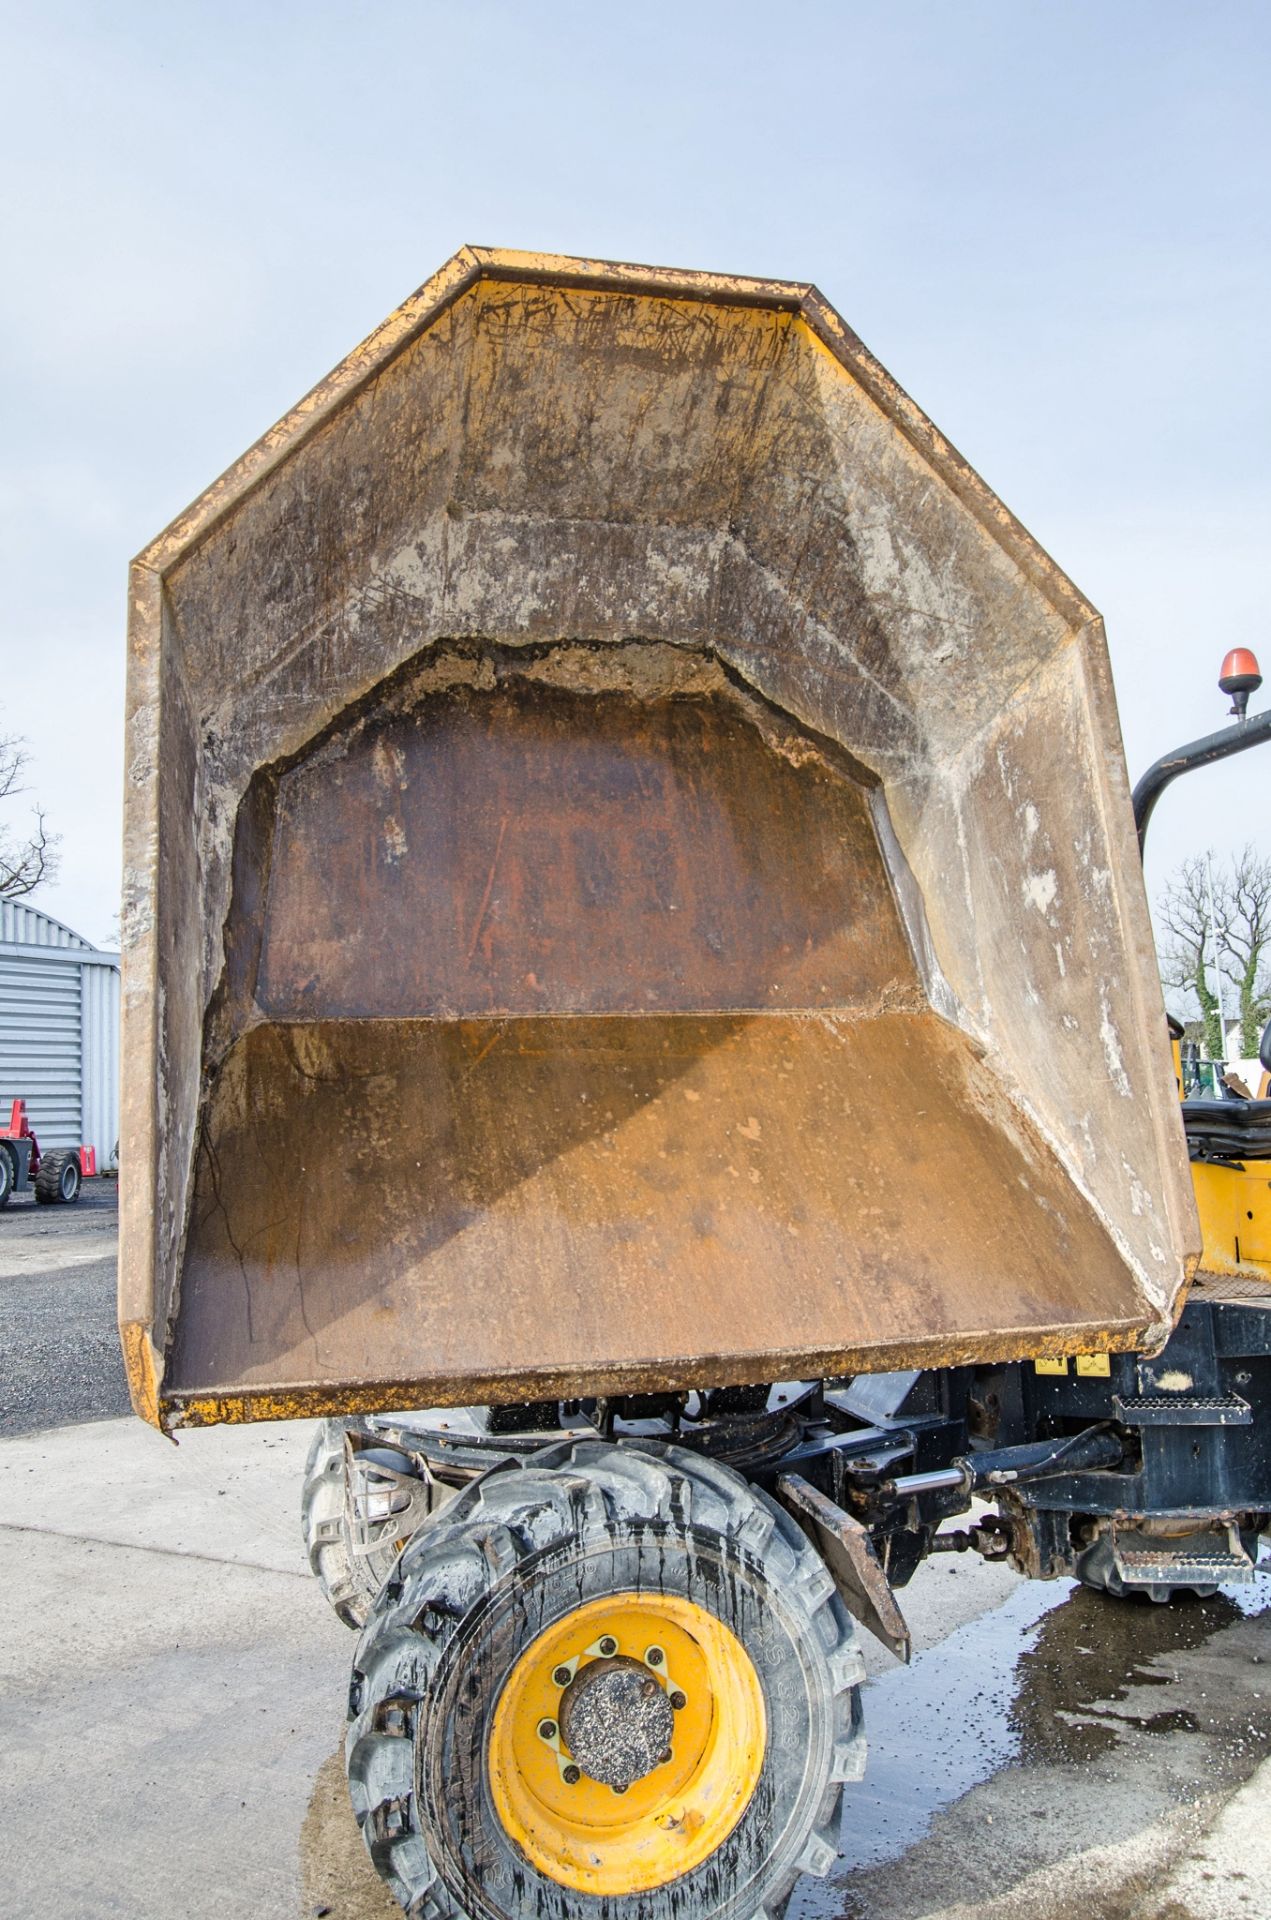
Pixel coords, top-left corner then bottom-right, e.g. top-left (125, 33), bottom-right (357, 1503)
top-left (34, 1150), bottom-right (81, 1205)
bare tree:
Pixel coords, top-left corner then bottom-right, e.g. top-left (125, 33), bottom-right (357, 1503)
top-left (1158, 847), bottom-right (1271, 1058)
top-left (1222, 846), bottom-right (1271, 1056)
top-left (1158, 855), bottom-right (1224, 1057)
top-left (0, 727), bottom-right (59, 901)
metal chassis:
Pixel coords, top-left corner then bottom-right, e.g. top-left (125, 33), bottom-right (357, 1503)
top-left (0, 1135), bottom-right (34, 1195)
top-left (342, 1277), bottom-right (1270, 1661)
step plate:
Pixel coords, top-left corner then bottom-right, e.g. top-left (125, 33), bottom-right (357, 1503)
top-left (1114, 1546), bottom-right (1254, 1585)
top-left (1113, 1393), bottom-right (1252, 1426)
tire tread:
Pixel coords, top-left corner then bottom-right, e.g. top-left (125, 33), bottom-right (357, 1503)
top-left (346, 1439), bottom-right (864, 1920)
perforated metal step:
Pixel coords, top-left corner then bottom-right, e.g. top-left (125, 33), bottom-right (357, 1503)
top-left (1113, 1393), bottom-right (1251, 1426)
top-left (1190, 1271), bottom-right (1271, 1305)
top-left (1115, 1545), bottom-right (1254, 1584)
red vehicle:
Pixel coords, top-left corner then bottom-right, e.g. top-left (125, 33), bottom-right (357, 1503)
top-left (0, 1099), bottom-right (89, 1207)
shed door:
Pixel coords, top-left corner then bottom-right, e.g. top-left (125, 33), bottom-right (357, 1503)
top-left (0, 955), bottom-right (82, 1148)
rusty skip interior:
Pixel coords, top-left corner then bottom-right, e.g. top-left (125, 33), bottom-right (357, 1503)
top-left (175, 644), bottom-right (1158, 1413)
top-left (120, 257), bottom-right (1197, 1426)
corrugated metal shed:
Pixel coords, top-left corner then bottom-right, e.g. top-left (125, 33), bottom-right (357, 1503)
top-left (0, 901), bottom-right (120, 1162)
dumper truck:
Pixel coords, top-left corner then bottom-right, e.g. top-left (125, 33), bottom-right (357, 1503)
top-left (120, 249), bottom-right (1271, 1920)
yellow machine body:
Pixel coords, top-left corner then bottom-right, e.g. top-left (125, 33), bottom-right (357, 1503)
top-left (1192, 1159), bottom-right (1271, 1279)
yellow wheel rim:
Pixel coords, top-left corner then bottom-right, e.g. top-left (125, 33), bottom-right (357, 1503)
top-left (487, 1591), bottom-right (766, 1895)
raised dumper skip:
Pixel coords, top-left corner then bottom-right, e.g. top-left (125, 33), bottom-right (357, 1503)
top-left (121, 250), bottom-right (1271, 1920)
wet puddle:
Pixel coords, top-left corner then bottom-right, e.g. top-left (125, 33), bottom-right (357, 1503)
top-left (794, 1561), bottom-right (1271, 1917)
top-left (837, 1580), bottom-right (1072, 1875)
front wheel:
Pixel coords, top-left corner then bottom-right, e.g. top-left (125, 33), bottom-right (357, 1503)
top-left (346, 1440), bottom-right (864, 1920)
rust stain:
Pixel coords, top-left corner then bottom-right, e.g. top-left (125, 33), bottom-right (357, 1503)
top-left (252, 680), bottom-right (910, 1024)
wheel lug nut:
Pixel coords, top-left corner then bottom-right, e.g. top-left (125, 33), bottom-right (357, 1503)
top-left (562, 1764), bottom-right (581, 1785)
top-left (598, 1636), bottom-right (617, 1656)
top-left (538, 1719), bottom-right (557, 1741)
top-left (660, 1749), bottom-right (673, 1765)
top-left (612, 1783), bottom-right (628, 1795)
top-left (640, 1677), bottom-right (656, 1698)
top-left (670, 1689), bottom-right (687, 1711)
top-left (645, 1645), bottom-right (664, 1666)
top-left (552, 1665), bottom-right (572, 1687)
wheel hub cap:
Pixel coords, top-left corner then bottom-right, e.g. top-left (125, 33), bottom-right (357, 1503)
top-left (558, 1656), bottom-right (675, 1789)
top-left (487, 1592), bottom-right (766, 1895)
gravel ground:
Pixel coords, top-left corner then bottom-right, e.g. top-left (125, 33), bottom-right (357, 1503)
top-left (0, 1180), bottom-right (128, 1435)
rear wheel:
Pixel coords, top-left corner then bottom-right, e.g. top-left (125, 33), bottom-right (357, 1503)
top-left (0, 1146), bottom-right (12, 1209)
top-left (302, 1419), bottom-right (441, 1628)
top-left (346, 1439), bottom-right (864, 1920)
top-left (34, 1149), bottom-right (80, 1204)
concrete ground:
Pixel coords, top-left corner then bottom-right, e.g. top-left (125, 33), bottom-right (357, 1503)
top-left (2, 1198), bottom-right (1269, 1919)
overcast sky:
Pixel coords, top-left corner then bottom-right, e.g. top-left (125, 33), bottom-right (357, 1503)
top-left (3, 0), bottom-right (1268, 953)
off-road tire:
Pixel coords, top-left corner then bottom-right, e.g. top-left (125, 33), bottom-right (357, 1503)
top-left (34, 1149), bottom-right (80, 1205)
top-left (304, 1420), bottom-right (374, 1627)
top-left (302, 1419), bottom-right (444, 1628)
top-left (0, 1145), bottom-right (13, 1209)
top-left (346, 1438), bottom-right (865, 1920)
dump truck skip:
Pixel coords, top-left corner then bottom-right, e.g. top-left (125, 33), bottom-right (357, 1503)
top-left (119, 248), bottom-right (1194, 1432)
